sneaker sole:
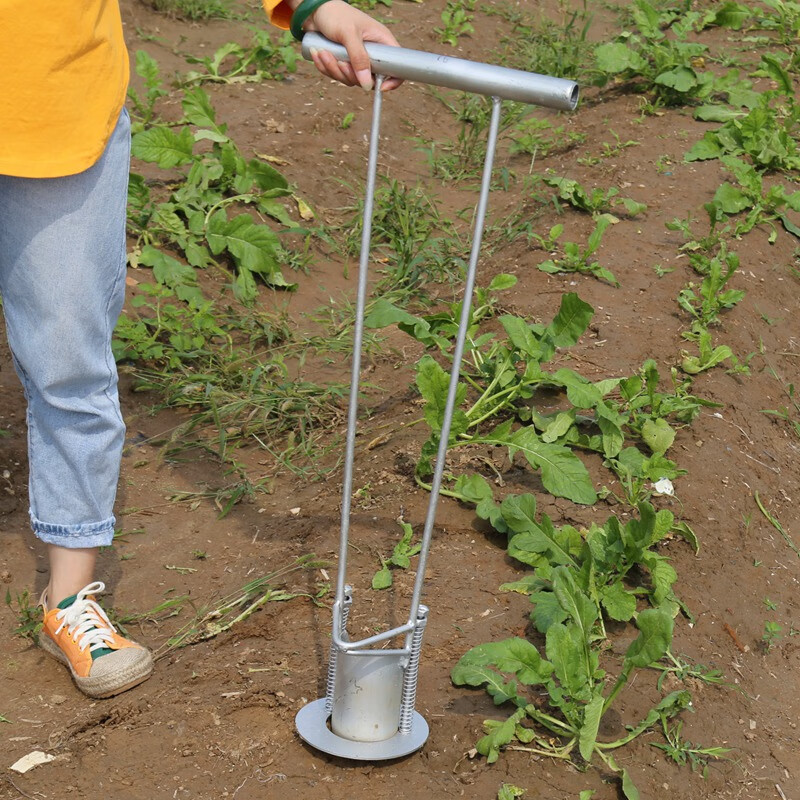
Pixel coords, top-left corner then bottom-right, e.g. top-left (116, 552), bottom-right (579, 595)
top-left (39, 634), bottom-right (154, 699)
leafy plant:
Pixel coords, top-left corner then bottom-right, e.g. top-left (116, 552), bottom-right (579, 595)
top-left (435, 0), bottom-right (475, 46)
top-left (537, 214), bottom-right (620, 285)
top-left (372, 518), bottom-right (421, 589)
top-left (4, 588), bottom-right (42, 642)
top-left (676, 246), bottom-right (745, 327)
top-left (488, 0), bottom-right (594, 80)
top-left (509, 118), bottom-right (587, 158)
top-left (650, 718), bottom-right (732, 776)
top-left (127, 50), bottom-right (168, 130)
top-left (452, 607), bottom-right (687, 798)
top-left (704, 156), bottom-right (800, 241)
top-left (687, 57), bottom-right (799, 172)
top-left (182, 29), bottom-right (297, 85)
top-left (543, 175), bottom-right (647, 216)
top-left (593, 0), bottom-right (717, 106)
top-left (128, 84), bottom-right (308, 303)
top-left (143, 0), bottom-right (231, 19)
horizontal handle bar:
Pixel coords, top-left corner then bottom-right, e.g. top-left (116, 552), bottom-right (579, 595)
top-left (302, 33), bottom-right (579, 110)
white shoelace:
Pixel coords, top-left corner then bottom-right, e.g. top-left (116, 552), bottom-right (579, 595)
top-left (53, 581), bottom-right (117, 653)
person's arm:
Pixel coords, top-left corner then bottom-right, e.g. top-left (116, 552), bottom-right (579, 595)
top-left (264, 0), bottom-right (402, 91)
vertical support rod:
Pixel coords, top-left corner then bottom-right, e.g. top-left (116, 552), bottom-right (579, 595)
top-left (407, 96), bottom-right (503, 629)
top-left (398, 605), bottom-right (429, 734)
top-left (335, 76), bottom-right (385, 607)
top-left (325, 587), bottom-right (353, 714)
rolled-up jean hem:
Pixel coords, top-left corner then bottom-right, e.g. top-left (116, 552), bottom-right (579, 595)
top-left (30, 512), bottom-right (116, 548)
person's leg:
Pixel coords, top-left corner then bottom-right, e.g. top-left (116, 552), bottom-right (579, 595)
top-left (0, 111), bottom-right (130, 602)
top-left (0, 109), bottom-right (152, 697)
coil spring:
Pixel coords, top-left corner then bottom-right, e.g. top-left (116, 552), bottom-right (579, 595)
top-left (325, 591), bottom-right (353, 713)
top-left (398, 605), bottom-right (429, 734)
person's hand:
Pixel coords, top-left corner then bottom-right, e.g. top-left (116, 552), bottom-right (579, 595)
top-left (300, 0), bottom-right (402, 91)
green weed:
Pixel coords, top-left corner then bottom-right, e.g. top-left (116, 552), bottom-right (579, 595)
top-left (128, 78), bottom-right (311, 304)
top-left (436, 0), bottom-right (475, 46)
top-left (651, 718), bottom-right (732, 776)
top-left (182, 29), bottom-right (297, 85)
top-left (542, 175), bottom-right (647, 216)
top-left (537, 214), bottom-right (620, 285)
top-left (4, 589), bottom-right (42, 642)
top-left (158, 555), bottom-right (323, 655)
top-left (143, 0), bottom-right (231, 19)
top-left (372, 517), bottom-right (421, 589)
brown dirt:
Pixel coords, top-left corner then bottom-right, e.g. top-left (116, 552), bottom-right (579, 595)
top-left (2, 2), bottom-right (800, 799)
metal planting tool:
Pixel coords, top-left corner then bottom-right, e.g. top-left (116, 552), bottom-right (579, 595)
top-left (295, 33), bottom-right (579, 761)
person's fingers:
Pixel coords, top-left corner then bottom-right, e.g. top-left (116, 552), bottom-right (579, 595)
top-left (316, 48), bottom-right (356, 85)
top-left (340, 31), bottom-right (373, 91)
top-left (380, 76), bottom-right (403, 91)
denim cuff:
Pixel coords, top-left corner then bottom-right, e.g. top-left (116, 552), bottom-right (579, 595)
top-left (30, 512), bottom-right (116, 548)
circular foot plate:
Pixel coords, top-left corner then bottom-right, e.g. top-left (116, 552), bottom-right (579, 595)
top-left (295, 698), bottom-right (429, 761)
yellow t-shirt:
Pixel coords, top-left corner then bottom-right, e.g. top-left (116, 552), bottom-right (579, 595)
top-left (0, 0), bottom-right (290, 179)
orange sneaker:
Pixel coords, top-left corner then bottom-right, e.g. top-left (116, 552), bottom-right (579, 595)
top-left (39, 581), bottom-right (153, 698)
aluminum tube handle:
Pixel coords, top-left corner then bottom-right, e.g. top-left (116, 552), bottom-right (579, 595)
top-left (301, 32), bottom-right (579, 110)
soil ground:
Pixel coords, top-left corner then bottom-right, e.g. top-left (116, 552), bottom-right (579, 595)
top-left (1, 1), bottom-right (799, 799)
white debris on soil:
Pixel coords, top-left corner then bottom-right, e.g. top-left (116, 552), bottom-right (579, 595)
top-left (10, 750), bottom-right (56, 774)
top-left (653, 478), bottom-right (675, 496)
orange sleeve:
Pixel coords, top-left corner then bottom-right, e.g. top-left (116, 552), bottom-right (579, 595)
top-left (263, 0), bottom-right (294, 30)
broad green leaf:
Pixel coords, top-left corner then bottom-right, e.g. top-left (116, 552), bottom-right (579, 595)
top-left (760, 54), bottom-right (793, 96)
top-left (507, 511), bottom-right (579, 568)
top-left (506, 427), bottom-right (597, 505)
top-left (641, 418), bottom-right (675, 455)
top-left (542, 411), bottom-right (576, 443)
top-left (232, 265), bottom-right (257, 304)
top-left (704, 1), bottom-right (751, 29)
top-left (489, 274), bottom-right (518, 292)
top-left (671, 520), bottom-right (700, 553)
top-left (578, 693), bottom-right (604, 761)
top-left (453, 638), bottom-right (553, 686)
top-left (530, 591), bottom-right (570, 632)
top-left (621, 769), bottom-right (640, 800)
top-left (450, 662), bottom-right (521, 706)
top-left (500, 315), bottom-right (547, 360)
top-left (595, 42), bottom-right (647, 74)
top-left (500, 575), bottom-right (540, 595)
top-left (712, 183), bottom-right (750, 214)
top-left (545, 293), bottom-right (594, 348)
top-left (364, 299), bottom-right (441, 349)
top-left (546, 622), bottom-right (592, 702)
top-left (131, 126), bottom-right (195, 168)
top-left (415, 355), bottom-right (468, 437)
top-left (552, 566), bottom-right (598, 636)
top-left (139, 245), bottom-right (204, 304)
top-left (623, 608), bottom-right (673, 669)
top-left (579, 793), bottom-right (597, 800)
top-left (650, 558), bottom-right (677, 604)
top-left (685, 133), bottom-right (724, 162)
top-left (553, 368), bottom-right (603, 409)
top-left (182, 87), bottom-right (226, 135)
top-left (477, 708), bottom-right (526, 763)
top-left (655, 67), bottom-right (698, 93)
top-left (371, 564), bottom-right (392, 590)
top-left (600, 581), bottom-right (637, 621)
top-left (694, 105), bottom-right (743, 123)
top-left (206, 211), bottom-right (291, 289)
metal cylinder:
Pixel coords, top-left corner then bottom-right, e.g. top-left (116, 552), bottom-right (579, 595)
top-left (301, 33), bottom-right (579, 110)
top-left (331, 651), bottom-right (405, 742)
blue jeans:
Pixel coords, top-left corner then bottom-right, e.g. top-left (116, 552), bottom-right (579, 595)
top-left (0, 109), bottom-right (131, 549)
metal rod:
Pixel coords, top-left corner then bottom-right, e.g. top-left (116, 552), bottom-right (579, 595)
top-left (334, 73), bottom-right (385, 609)
top-left (406, 96), bottom-right (503, 629)
top-left (398, 606), bottom-right (428, 734)
top-left (302, 33), bottom-right (579, 110)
